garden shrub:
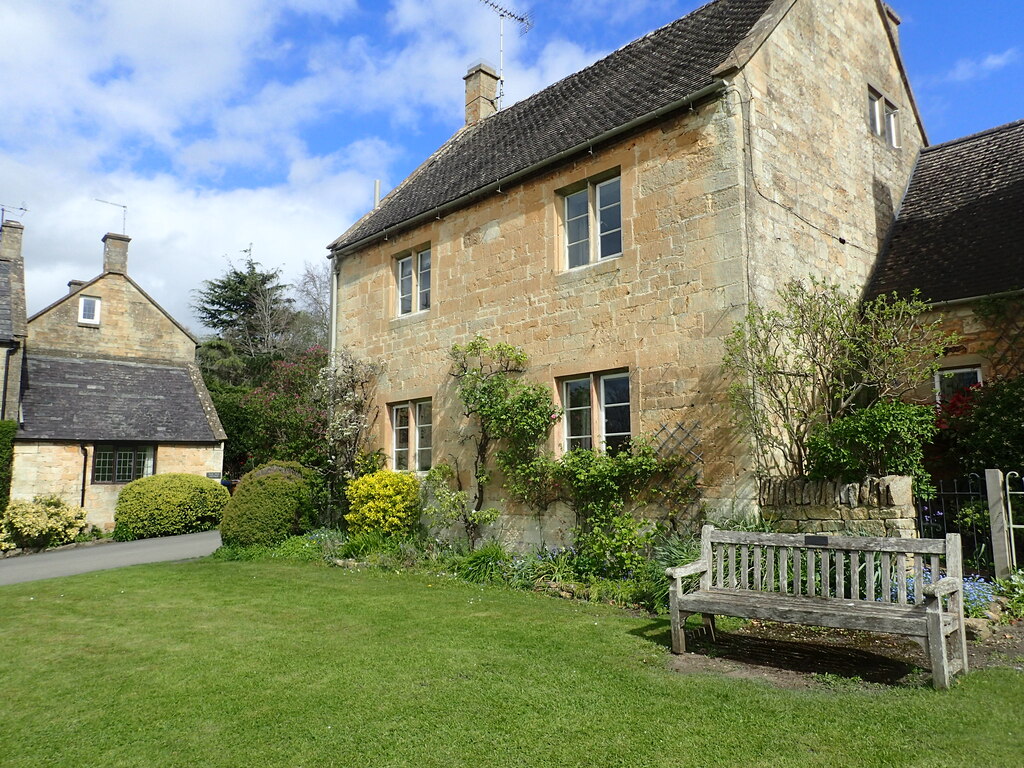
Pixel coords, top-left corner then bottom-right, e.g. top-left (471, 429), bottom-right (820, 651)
top-left (455, 540), bottom-right (512, 584)
top-left (806, 399), bottom-right (937, 497)
top-left (113, 474), bottom-right (229, 541)
top-left (0, 495), bottom-right (86, 551)
top-left (220, 461), bottom-right (316, 547)
top-left (344, 470), bottom-right (421, 535)
top-left (947, 375), bottom-right (1024, 472)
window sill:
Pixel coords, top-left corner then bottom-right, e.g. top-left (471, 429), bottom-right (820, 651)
top-left (557, 255), bottom-right (622, 282)
top-left (77, 321), bottom-right (100, 328)
top-left (390, 310), bottom-right (430, 326)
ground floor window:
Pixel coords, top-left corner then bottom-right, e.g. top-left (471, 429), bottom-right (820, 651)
top-left (935, 366), bottom-right (982, 403)
top-left (92, 444), bottom-right (155, 483)
top-left (561, 371), bottom-right (631, 453)
top-left (391, 399), bottom-right (432, 471)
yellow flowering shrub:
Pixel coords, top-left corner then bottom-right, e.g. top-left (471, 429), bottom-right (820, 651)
top-left (0, 495), bottom-right (86, 551)
top-left (344, 470), bottom-right (421, 535)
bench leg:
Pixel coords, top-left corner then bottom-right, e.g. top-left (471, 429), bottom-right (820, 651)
top-left (671, 611), bottom-right (693, 654)
top-left (926, 602), bottom-right (951, 690)
top-left (702, 613), bottom-right (717, 643)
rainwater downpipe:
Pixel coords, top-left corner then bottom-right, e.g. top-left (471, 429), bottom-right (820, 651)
top-left (80, 443), bottom-right (89, 508)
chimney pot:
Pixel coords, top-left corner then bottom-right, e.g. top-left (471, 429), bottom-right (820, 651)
top-left (464, 61), bottom-right (499, 126)
top-left (102, 232), bottom-right (130, 274)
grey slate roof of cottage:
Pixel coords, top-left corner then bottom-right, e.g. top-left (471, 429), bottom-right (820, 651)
top-left (18, 355), bottom-right (221, 442)
top-left (329, 0), bottom-right (776, 253)
top-left (868, 118), bottom-right (1024, 304)
top-left (0, 260), bottom-right (13, 342)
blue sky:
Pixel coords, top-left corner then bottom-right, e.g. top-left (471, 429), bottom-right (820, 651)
top-left (1, 0), bottom-right (1021, 330)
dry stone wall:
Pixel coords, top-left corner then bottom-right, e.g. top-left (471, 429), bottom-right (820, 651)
top-left (759, 475), bottom-right (918, 538)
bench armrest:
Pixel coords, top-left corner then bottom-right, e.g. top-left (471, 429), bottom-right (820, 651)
top-left (922, 577), bottom-right (961, 598)
top-left (665, 560), bottom-right (708, 580)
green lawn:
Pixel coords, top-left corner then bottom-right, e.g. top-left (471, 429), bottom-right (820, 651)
top-left (1, 561), bottom-right (1020, 767)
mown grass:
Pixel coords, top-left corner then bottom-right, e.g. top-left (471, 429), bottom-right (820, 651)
top-left (0, 561), bottom-right (1021, 767)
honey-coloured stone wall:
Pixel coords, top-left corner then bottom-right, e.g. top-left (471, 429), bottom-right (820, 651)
top-left (11, 442), bottom-right (224, 530)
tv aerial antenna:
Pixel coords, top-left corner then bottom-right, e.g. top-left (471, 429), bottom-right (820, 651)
top-left (94, 198), bottom-right (128, 235)
top-left (0, 203), bottom-right (28, 226)
top-left (477, 0), bottom-right (533, 109)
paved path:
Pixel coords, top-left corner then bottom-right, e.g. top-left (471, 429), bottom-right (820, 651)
top-left (0, 531), bottom-right (222, 585)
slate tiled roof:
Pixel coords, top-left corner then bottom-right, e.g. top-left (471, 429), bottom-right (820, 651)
top-left (869, 119), bottom-right (1024, 303)
top-left (18, 355), bottom-right (221, 442)
top-left (330, 0), bottom-right (776, 253)
top-left (0, 260), bottom-right (13, 342)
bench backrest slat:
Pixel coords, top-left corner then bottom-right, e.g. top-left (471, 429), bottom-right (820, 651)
top-left (709, 529), bottom-right (947, 554)
top-left (696, 526), bottom-right (959, 604)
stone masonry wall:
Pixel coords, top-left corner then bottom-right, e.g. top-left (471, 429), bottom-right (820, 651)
top-left (336, 96), bottom-right (750, 549)
top-left (11, 442), bottom-right (224, 530)
top-left (29, 273), bottom-right (196, 362)
top-left (759, 475), bottom-right (918, 538)
top-left (739, 0), bottom-right (925, 302)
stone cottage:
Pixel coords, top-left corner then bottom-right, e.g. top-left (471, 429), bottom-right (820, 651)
top-left (0, 221), bottom-right (225, 530)
top-left (869, 118), bottom-right (1024, 401)
top-left (327, 0), bottom-right (926, 544)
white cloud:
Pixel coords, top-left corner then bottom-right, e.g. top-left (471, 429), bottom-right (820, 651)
top-left (0, 0), bottom-right (613, 334)
top-left (943, 47), bottom-right (1019, 83)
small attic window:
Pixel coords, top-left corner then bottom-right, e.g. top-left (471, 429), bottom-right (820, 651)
top-left (868, 87), bottom-right (900, 148)
top-left (78, 296), bottom-right (101, 325)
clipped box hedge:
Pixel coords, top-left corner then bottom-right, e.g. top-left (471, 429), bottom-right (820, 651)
top-left (219, 461), bottom-right (315, 547)
top-left (113, 473), bottom-right (229, 541)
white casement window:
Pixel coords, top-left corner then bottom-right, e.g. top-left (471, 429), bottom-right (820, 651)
top-left (392, 399), bottom-right (433, 471)
top-left (884, 102), bottom-right (900, 148)
top-left (562, 372), bottom-right (631, 453)
top-left (935, 367), bottom-right (982, 404)
top-left (869, 88), bottom-right (900, 148)
top-left (564, 174), bottom-right (622, 269)
top-left (78, 295), bottom-right (101, 325)
top-left (396, 247), bottom-right (431, 316)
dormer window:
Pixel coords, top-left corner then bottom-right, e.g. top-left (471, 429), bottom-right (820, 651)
top-left (78, 296), bottom-right (101, 325)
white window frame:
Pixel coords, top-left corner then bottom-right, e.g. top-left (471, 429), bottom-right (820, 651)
top-left (563, 173), bottom-right (622, 270)
top-left (869, 87), bottom-right (900, 148)
top-left (934, 367), bottom-right (982, 404)
top-left (561, 371), bottom-right (631, 453)
top-left (78, 295), bottom-right (101, 325)
top-left (391, 399), bottom-right (432, 471)
top-left (395, 246), bottom-right (431, 317)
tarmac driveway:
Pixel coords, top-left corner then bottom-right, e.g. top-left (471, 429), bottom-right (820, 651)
top-left (0, 530), bottom-right (222, 585)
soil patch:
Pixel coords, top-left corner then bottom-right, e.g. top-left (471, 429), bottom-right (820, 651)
top-left (667, 618), bottom-right (1024, 690)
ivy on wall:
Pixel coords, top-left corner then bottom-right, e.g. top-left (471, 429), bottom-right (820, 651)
top-left (0, 420), bottom-right (18, 509)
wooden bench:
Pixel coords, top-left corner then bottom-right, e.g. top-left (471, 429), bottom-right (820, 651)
top-left (666, 525), bottom-right (969, 689)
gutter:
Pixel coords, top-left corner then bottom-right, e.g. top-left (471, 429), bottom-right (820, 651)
top-left (928, 288), bottom-right (1024, 310)
top-left (330, 79), bottom-right (729, 259)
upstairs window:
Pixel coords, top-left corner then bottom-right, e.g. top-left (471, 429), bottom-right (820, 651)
top-left (78, 295), bottom-right (101, 325)
top-left (562, 371), bottom-right (632, 454)
top-left (392, 399), bottom-right (433, 471)
top-left (563, 174), bottom-right (622, 269)
top-left (92, 444), bottom-right (154, 483)
top-left (869, 88), bottom-right (900, 148)
top-left (396, 247), bottom-right (431, 316)
top-left (935, 367), bottom-right (982, 404)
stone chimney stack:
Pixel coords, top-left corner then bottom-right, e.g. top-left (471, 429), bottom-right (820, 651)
top-left (0, 219), bottom-right (27, 341)
top-left (883, 3), bottom-right (901, 45)
top-left (102, 232), bottom-right (130, 274)
top-left (68, 279), bottom-right (86, 294)
top-left (464, 62), bottom-right (499, 125)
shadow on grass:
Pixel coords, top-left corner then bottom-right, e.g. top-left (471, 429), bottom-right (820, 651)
top-left (629, 619), bottom-right (672, 649)
top-left (682, 629), bottom-right (924, 685)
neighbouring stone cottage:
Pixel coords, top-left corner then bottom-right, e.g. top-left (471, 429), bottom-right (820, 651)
top-left (869, 118), bottom-right (1024, 401)
top-left (0, 220), bottom-right (225, 530)
top-left (326, 0), bottom-right (925, 546)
